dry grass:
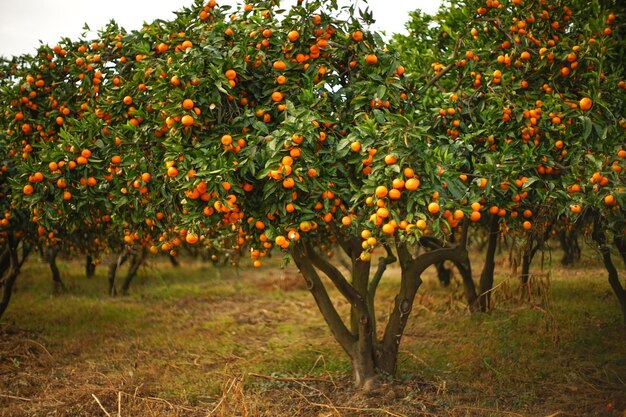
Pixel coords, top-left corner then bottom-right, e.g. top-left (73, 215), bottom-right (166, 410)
top-left (0, 247), bottom-right (625, 417)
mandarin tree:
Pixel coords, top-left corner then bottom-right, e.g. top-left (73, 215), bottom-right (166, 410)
top-left (392, 0), bottom-right (626, 314)
top-left (1, 0), bottom-right (487, 388)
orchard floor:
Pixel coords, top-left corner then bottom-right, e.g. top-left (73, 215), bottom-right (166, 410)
top-left (1, 248), bottom-right (625, 417)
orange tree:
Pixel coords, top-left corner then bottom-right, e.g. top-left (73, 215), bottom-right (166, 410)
top-left (0, 0), bottom-right (488, 387)
top-left (391, 0), bottom-right (626, 313)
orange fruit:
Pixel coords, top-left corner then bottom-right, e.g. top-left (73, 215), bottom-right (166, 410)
top-left (579, 97), bottom-right (592, 111)
top-left (181, 115), bottom-right (194, 126)
top-left (384, 154), bottom-right (397, 165)
top-left (23, 184), bottom-right (34, 195)
top-left (167, 166), bottom-right (179, 177)
top-left (570, 204), bottom-right (582, 214)
top-left (375, 186), bottom-right (388, 198)
top-left (388, 189), bottom-right (401, 200)
top-left (604, 194), bottom-right (615, 206)
top-left (405, 178), bottom-right (420, 191)
top-left (365, 54), bottom-right (378, 65)
top-left (382, 223), bottom-right (395, 234)
top-left (123, 95), bottom-right (133, 105)
top-left (428, 202), bottom-right (440, 214)
top-left (287, 30), bottom-right (299, 42)
top-left (273, 60), bottom-right (287, 70)
top-left (469, 211), bottom-right (481, 222)
top-left (182, 99), bottom-right (194, 110)
top-left (186, 233), bottom-right (199, 244)
top-left (225, 69), bottom-right (237, 80)
top-left (271, 91), bottom-right (284, 102)
top-left (221, 134), bottom-right (233, 145)
top-left (522, 221), bottom-right (532, 230)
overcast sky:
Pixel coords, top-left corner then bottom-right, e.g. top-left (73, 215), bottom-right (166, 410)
top-left (0, 0), bottom-right (442, 58)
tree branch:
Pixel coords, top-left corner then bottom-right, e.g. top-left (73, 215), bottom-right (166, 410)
top-left (291, 243), bottom-right (357, 356)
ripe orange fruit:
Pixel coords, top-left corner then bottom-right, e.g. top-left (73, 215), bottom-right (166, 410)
top-left (282, 177), bottom-right (295, 188)
top-left (352, 31), bottom-right (363, 42)
top-left (181, 115), bottom-right (194, 126)
top-left (570, 204), bottom-right (582, 214)
top-left (405, 178), bottom-right (420, 190)
top-left (453, 209), bottom-right (465, 220)
top-left (341, 216), bottom-right (352, 226)
top-left (111, 155), bottom-right (122, 165)
top-left (273, 60), bottom-right (287, 70)
top-left (388, 189), bottom-right (401, 200)
top-left (520, 51), bottom-right (531, 60)
top-left (428, 202), bottom-right (440, 214)
top-left (271, 91), bottom-right (284, 102)
top-left (63, 191), bottom-right (72, 200)
top-left (384, 154), bottom-right (397, 165)
top-left (186, 233), bottom-right (199, 244)
top-left (221, 134), bottom-right (233, 145)
top-left (287, 30), bottom-right (299, 42)
top-left (522, 221), bottom-right (532, 230)
top-left (579, 97), bottom-right (592, 111)
top-left (23, 184), bottom-right (34, 195)
top-left (225, 69), bottom-right (237, 80)
top-left (167, 166), bottom-right (179, 177)
top-left (81, 149), bottom-right (92, 158)
top-left (375, 185), bottom-right (388, 198)
top-left (123, 95), bottom-right (133, 105)
top-left (604, 194), bottom-right (615, 206)
top-left (416, 219), bottom-right (427, 230)
top-left (182, 99), bottom-right (194, 110)
top-left (365, 54), bottom-right (378, 65)
top-left (382, 223), bottom-right (395, 234)
top-left (470, 211), bottom-right (481, 222)
top-left (350, 141), bottom-right (362, 152)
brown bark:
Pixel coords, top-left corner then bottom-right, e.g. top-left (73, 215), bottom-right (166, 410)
top-left (478, 215), bottom-right (499, 312)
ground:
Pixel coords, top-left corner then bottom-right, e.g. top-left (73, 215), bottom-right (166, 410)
top-left (0, 246), bottom-right (625, 417)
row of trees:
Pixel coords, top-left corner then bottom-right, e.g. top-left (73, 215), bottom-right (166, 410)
top-left (1, 0), bottom-right (624, 388)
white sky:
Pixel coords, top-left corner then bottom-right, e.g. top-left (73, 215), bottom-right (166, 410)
top-left (0, 0), bottom-right (442, 58)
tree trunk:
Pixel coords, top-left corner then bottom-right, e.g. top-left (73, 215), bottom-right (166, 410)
top-left (378, 243), bottom-right (462, 374)
top-left (559, 229), bottom-right (581, 266)
top-left (120, 247), bottom-right (147, 295)
top-left (108, 251), bottom-right (129, 297)
top-left (0, 237), bottom-right (31, 320)
top-left (47, 246), bottom-right (66, 294)
top-left (520, 251), bottom-right (532, 301)
top-left (478, 215), bottom-right (499, 312)
top-left (435, 262), bottom-right (451, 286)
top-left (593, 224), bottom-right (626, 323)
top-left (168, 253), bottom-right (180, 267)
top-left (85, 255), bottom-right (96, 278)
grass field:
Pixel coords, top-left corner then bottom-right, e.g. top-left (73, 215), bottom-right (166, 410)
top-left (1, 247), bottom-right (625, 417)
